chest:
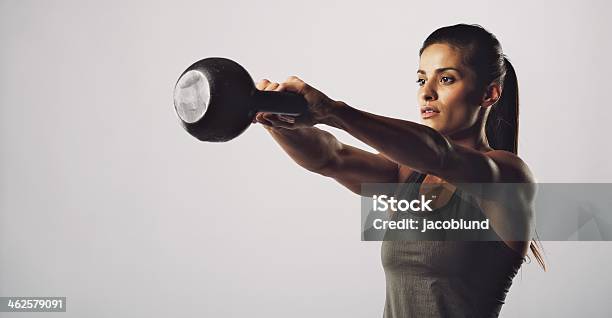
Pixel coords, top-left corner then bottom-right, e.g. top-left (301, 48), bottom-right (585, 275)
top-left (381, 241), bottom-right (488, 275)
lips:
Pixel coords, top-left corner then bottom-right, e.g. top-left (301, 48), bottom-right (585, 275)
top-left (420, 105), bottom-right (440, 119)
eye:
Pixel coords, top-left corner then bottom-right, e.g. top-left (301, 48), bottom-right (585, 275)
top-left (416, 78), bottom-right (426, 86)
top-left (440, 76), bottom-right (455, 84)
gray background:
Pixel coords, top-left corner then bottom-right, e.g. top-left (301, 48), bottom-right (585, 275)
top-left (1, 0), bottom-right (610, 317)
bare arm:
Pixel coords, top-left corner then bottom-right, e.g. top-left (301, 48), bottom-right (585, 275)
top-left (254, 80), bottom-right (398, 195)
top-left (265, 77), bottom-right (530, 185)
top-left (260, 125), bottom-right (398, 195)
top-left (256, 77), bottom-right (534, 194)
top-left (322, 102), bottom-right (505, 183)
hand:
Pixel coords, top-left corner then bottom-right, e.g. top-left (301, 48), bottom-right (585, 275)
top-left (253, 76), bottom-right (338, 130)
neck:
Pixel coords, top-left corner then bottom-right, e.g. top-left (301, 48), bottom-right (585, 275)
top-left (449, 132), bottom-right (490, 152)
top-left (446, 108), bottom-right (492, 152)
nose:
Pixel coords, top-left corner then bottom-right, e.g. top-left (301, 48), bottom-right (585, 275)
top-left (419, 81), bottom-right (437, 103)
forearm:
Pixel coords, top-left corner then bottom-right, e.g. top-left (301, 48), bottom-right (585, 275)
top-left (321, 102), bottom-right (451, 174)
top-left (264, 125), bottom-right (342, 173)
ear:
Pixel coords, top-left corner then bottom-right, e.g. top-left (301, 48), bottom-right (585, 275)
top-left (480, 82), bottom-right (502, 108)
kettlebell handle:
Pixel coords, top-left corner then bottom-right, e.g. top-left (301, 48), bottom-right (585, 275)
top-left (252, 90), bottom-right (308, 116)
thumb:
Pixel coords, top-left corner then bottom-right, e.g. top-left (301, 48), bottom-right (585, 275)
top-left (278, 77), bottom-right (308, 95)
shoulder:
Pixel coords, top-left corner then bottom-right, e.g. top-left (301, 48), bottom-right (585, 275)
top-left (484, 150), bottom-right (536, 183)
top-left (485, 150), bottom-right (536, 199)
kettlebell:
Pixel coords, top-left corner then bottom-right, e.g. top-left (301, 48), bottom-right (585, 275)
top-left (173, 57), bottom-right (308, 142)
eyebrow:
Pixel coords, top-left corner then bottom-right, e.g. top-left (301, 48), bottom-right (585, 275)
top-left (417, 67), bottom-right (462, 75)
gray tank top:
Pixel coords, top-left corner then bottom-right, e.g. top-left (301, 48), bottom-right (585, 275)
top-left (381, 171), bottom-right (525, 318)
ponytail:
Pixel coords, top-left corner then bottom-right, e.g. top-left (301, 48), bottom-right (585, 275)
top-left (529, 234), bottom-right (547, 271)
top-left (485, 57), bottom-right (547, 271)
top-left (486, 57), bottom-right (547, 271)
top-left (485, 57), bottom-right (519, 154)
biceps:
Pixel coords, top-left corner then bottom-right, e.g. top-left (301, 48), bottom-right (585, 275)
top-left (437, 146), bottom-right (536, 186)
top-left (431, 142), bottom-right (502, 184)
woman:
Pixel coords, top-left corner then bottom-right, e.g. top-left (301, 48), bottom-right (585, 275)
top-left (253, 24), bottom-right (545, 317)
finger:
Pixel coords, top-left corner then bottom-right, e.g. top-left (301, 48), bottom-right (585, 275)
top-left (263, 114), bottom-right (295, 129)
top-left (257, 112), bottom-right (283, 126)
top-left (256, 79), bottom-right (271, 90)
top-left (279, 80), bottom-right (307, 95)
top-left (254, 112), bottom-right (263, 122)
top-left (256, 113), bottom-right (274, 126)
top-left (255, 112), bottom-right (268, 123)
top-left (262, 113), bottom-right (278, 122)
top-left (285, 75), bottom-right (303, 83)
top-left (252, 112), bottom-right (265, 124)
top-left (274, 83), bottom-right (285, 92)
top-left (264, 82), bottom-right (280, 91)
top-left (277, 115), bottom-right (296, 123)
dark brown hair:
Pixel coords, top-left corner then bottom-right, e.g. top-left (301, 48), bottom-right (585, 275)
top-left (420, 24), bottom-right (546, 270)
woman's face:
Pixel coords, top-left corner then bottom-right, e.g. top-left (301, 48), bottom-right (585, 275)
top-left (417, 43), bottom-right (483, 135)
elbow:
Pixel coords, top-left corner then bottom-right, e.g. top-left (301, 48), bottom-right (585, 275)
top-left (419, 128), bottom-right (453, 176)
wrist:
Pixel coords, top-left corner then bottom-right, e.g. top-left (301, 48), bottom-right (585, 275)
top-left (318, 100), bottom-right (349, 129)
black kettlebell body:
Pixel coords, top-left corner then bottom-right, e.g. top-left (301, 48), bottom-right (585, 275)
top-left (173, 57), bottom-right (307, 142)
